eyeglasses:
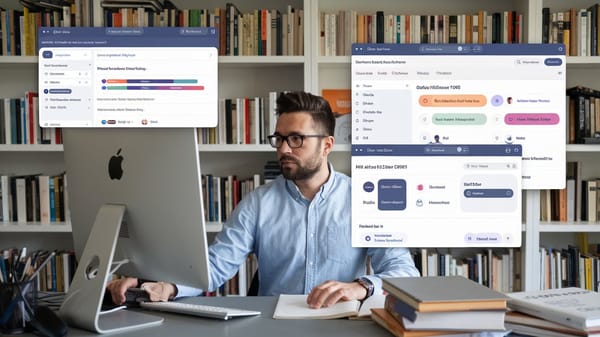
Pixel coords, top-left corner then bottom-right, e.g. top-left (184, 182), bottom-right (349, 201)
top-left (267, 134), bottom-right (327, 148)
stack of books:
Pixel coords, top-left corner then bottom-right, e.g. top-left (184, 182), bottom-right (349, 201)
top-left (506, 287), bottom-right (600, 337)
top-left (373, 276), bottom-right (509, 337)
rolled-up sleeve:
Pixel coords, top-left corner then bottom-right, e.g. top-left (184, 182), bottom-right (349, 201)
top-left (364, 247), bottom-right (420, 295)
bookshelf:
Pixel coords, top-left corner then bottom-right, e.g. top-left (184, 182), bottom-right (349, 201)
top-left (1, 0), bottom-right (600, 294)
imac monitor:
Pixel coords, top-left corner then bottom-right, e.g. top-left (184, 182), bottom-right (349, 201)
top-left (36, 27), bottom-right (218, 333)
top-left (59, 128), bottom-right (211, 333)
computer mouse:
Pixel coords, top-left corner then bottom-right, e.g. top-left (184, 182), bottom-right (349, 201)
top-left (28, 305), bottom-right (68, 337)
top-left (101, 287), bottom-right (151, 310)
top-left (124, 287), bottom-right (151, 305)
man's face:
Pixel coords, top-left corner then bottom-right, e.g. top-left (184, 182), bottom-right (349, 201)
top-left (274, 112), bottom-right (329, 181)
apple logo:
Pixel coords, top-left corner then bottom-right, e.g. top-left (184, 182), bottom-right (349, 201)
top-left (108, 148), bottom-right (124, 180)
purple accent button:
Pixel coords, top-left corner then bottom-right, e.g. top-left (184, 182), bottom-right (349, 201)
top-left (504, 113), bottom-right (560, 125)
top-left (491, 95), bottom-right (503, 106)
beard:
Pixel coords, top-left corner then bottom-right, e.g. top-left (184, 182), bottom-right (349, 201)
top-left (279, 154), bottom-right (322, 181)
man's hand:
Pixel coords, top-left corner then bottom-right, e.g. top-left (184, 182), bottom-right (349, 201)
top-left (106, 278), bottom-right (177, 304)
top-left (106, 277), bottom-right (138, 305)
top-left (140, 281), bottom-right (177, 302)
top-left (306, 280), bottom-right (367, 309)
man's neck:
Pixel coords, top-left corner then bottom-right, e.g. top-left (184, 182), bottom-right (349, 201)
top-left (294, 164), bottom-right (330, 201)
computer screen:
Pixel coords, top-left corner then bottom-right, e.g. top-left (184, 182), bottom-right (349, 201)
top-left (351, 144), bottom-right (522, 248)
top-left (351, 43), bottom-right (566, 190)
top-left (38, 27), bottom-right (218, 127)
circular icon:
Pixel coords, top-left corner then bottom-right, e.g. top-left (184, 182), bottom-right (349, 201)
top-left (491, 95), bottom-right (503, 106)
top-left (505, 135), bottom-right (513, 144)
top-left (363, 181), bottom-right (375, 192)
top-left (417, 184), bottom-right (424, 191)
top-left (365, 235), bottom-right (371, 242)
top-left (416, 199), bottom-right (423, 207)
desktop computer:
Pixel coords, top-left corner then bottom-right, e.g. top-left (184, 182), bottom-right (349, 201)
top-left (38, 27), bottom-right (220, 333)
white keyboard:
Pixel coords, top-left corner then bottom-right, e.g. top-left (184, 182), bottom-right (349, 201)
top-left (139, 301), bottom-right (261, 320)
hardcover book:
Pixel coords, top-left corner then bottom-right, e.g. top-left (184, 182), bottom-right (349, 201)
top-left (382, 276), bottom-right (508, 312)
top-left (505, 311), bottom-right (600, 336)
top-left (507, 287), bottom-right (600, 332)
top-left (384, 295), bottom-right (506, 331)
top-left (371, 308), bottom-right (472, 337)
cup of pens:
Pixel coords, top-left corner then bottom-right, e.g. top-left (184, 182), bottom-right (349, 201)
top-left (0, 280), bottom-right (37, 334)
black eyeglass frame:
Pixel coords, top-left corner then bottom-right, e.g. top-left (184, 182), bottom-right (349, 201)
top-left (267, 134), bottom-right (327, 148)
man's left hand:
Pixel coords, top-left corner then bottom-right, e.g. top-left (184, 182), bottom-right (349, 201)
top-left (306, 280), bottom-right (367, 309)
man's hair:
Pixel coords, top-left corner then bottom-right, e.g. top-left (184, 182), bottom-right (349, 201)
top-left (275, 91), bottom-right (336, 136)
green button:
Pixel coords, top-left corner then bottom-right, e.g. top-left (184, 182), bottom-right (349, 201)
top-left (432, 113), bottom-right (487, 125)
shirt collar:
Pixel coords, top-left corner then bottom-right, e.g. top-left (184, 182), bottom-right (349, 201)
top-left (284, 163), bottom-right (335, 202)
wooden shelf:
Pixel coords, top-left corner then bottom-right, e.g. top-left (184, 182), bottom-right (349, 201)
top-left (538, 223), bottom-right (600, 233)
top-left (0, 222), bottom-right (72, 232)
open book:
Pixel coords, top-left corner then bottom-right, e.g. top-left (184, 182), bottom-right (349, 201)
top-left (272, 294), bottom-right (385, 319)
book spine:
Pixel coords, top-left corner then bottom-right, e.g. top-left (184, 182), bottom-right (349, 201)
top-left (384, 294), bottom-right (416, 321)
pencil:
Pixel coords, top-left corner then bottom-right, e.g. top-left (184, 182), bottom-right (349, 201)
top-left (26, 251), bottom-right (56, 283)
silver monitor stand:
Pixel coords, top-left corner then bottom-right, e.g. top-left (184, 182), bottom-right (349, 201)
top-left (59, 204), bottom-right (163, 333)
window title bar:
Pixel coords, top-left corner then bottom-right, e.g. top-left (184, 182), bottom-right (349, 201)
top-left (352, 144), bottom-right (523, 156)
top-left (352, 43), bottom-right (566, 56)
top-left (38, 27), bottom-right (218, 49)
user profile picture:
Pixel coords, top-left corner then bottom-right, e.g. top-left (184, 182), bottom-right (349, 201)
top-left (507, 96), bottom-right (513, 104)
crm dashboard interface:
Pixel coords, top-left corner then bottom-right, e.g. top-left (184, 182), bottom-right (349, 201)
top-left (351, 44), bottom-right (565, 190)
top-left (351, 144), bottom-right (522, 247)
top-left (38, 27), bottom-right (218, 127)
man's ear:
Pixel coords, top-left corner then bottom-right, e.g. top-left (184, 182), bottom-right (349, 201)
top-left (323, 135), bottom-right (334, 155)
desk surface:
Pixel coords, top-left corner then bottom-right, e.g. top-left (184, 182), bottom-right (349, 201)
top-left (42, 296), bottom-right (393, 337)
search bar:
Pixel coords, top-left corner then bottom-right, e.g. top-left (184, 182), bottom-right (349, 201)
top-left (514, 58), bottom-right (542, 65)
top-left (419, 45), bottom-right (471, 54)
top-left (464, 162), bottom-right (518, 170)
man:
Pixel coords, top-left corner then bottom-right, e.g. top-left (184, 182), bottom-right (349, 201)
top-left (108, 91), bottom-right (419, 308)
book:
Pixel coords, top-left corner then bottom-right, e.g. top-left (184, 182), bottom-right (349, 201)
top-left (322, 89), bottom-right (352, 144)
top-left (384, 295), bottom-right (506, 331)
top-left (382, 276), bottom-right (508, 313)
top-left (507, 287), bottom-right (600, 332)
top-left (272, 293), bottom-right (384, 320)
top-left (505, 322), bottom-right (595, 337)
top-left (505, 311), bottom-right (600, 336)
top-left (370, 308), bottom-right (474, 337)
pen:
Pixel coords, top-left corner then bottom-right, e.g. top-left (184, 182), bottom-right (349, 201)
top-left (27, 251), bottom-right (56, 283)
top-left (15, 248), bottom-right (27, 282)
top-left (19, 256), bottom-right (32, 282)
top-left (0, 257), bottom-right (5, 283)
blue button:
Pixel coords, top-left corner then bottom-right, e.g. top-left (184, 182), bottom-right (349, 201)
top-left (48, 89), bottom-right (72, 94)
top-left (42, 50), bottom-right (53, 58)
top-left (544, 58), bottom-right (562, 66)
top-left (464, 189), bottom-right (513, 198)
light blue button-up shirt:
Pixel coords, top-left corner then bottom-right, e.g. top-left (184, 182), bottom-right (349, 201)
top-left (177, 165), bottom-right (419, 297)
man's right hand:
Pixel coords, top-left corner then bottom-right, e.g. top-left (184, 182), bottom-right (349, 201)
top-left (106, 277), bottom-right (138, 305)
top-left (106, 278), bottom-right (178, 304)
